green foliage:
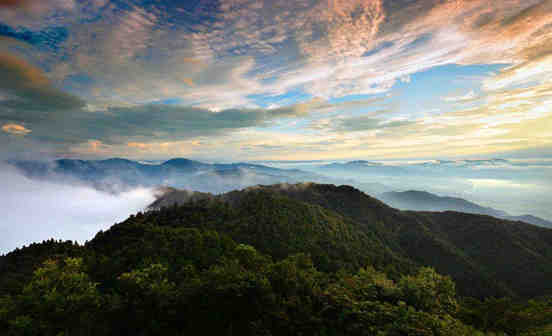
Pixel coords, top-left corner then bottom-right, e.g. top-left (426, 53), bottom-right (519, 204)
top-left (2, 257), bottom-right (105, 336)
top-left (1, 185), bottom-right (551, 335)
top-left (399, 267), bottom-right (458, 315)
top-left (459, 297), bottom-right (552, 335)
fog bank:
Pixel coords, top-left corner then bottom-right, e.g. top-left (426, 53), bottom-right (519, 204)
top-left (0, 165), bottom-right (155, 254)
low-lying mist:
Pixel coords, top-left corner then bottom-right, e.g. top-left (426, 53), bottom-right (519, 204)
top-left (0, 164), bottom-right (155, 254)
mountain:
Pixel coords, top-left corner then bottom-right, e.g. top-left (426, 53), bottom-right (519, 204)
top-left (378, 191), bottom-right (509, 217)
top-left (320, 160), bottom-right (408, 175)
top-left (9, 158), bottom-right (329, 194)
top-left (509, 215), bottom-right (552, 228)
top-left (148, 187), bottom-right (213, 210)
top-left (1, 182), bottom-right (551, 335)
top-left (9, 157), bottom-right (397, 196)
top-left (414, 159), bottom-right (510, 168)
top-left (379, 190), bottom-right (552, 228)
top-left (151, 183), bottom-right (552, 299)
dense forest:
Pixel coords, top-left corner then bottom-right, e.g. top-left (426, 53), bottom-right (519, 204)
top-left (1, 183), bottom-right (551, 335)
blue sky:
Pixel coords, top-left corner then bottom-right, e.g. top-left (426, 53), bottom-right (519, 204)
top-left (0, 0), bottom-right (551, 161)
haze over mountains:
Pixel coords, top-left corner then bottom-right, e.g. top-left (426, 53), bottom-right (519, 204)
top-left (9, 157), bottom-right (552, 223)
top-left (266, 158), bottom-right (552, 222)
top-left (3, 156), bottom-right (551, 255)
top-left (10, 158), bottom-right (341, 194)
top-left (379, 190), bottom-right (552, 229)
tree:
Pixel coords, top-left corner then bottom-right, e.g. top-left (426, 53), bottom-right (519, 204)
top-left (5, 257), bottom-right (104, 336)
top-left (399, 267), bottom-right (458, 315)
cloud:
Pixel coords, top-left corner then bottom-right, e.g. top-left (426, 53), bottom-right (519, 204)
top-left (2, 123), bottom-right (30, 135)
top-left (0, 96), bottom-right (319, 157)
top-left (0, 0), bottom-right (73, 9)
top-left (3, 0), bottom-right (552, 105)
top-left (0, 0), bottom-right (76, 29)
top-left (4, 0), bottom-right (550, 108)
top-left (0, 52), bottom-right (84, 118)
top-left (322, 115), bottom-right (414, 133)
top-left (1, 0), bottom-right (552, 160)
top-left (483, 54), bottom-right (552, 91)
top-left (0, 52), bottom-right (49, 87)
top-left (442, 90), bottom-right (478, 102)
top-left (0, 0), bottom-right (28, 8)
top-left (0, 163), bottom-right (154, 254)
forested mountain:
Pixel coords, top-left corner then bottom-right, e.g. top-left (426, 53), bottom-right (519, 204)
top-left (379, 190), bottom-right (552, 228)
top-left (1, 183), bottom-right (551, 335)
top-left (150, 183), bottom-right (552, 298)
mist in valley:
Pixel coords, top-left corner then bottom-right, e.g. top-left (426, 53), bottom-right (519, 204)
top-left (3, 156), bottom-right (551, 254)
top-left (0, 164), bottom-right (155, 254)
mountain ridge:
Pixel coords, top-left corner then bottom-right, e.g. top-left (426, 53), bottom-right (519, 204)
top-left (379, 190), bottom-right (552, 228)
top-left (149, 182), bottom-right (552, 299)
top-left (9, 158), bottom-right (326, 194)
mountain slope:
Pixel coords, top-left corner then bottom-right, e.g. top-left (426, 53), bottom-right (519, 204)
top-left (0, 224), bottom-right (499, 336)
top-left (139, 187), bottom-right (414, 275)
top-left (380, 190), bottom-right (552, 228)
top-left (152, 183), bottom-right (552, 298)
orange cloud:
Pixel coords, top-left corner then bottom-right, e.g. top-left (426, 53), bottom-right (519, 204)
top-left (2, 123), bottom-right (31, 135)
top-left (0, 53), bottom-right (49, 88)
top-left (0, 52), bottom-right (84, 109)
top-left (89, 140), bottom-right (100, 150)
top-left (181, 57), bottom-right (203, 65)
top-left (0, 0), bottom-right (29, 8)
top-left (181, 77), bottom-right (195, 87)
top-left (127, 142), bottom-right (152, 150)
top-left (299, 0), bottom-right (386, 60)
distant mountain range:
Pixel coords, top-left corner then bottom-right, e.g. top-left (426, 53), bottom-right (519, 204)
top-left (9, 158), bottom-right (387, 195)
top-left (10, 158), bottom-right (323, 194)
top-left (379, 190), bottom-right (552, 229)
top-left (318, 158), bottom-right (552, 181)
top-left (320, 160), bottom-right (408, 175)
top-left (10, 157), bottom-right (551, 227)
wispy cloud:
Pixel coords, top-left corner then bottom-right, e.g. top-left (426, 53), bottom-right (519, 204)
top-left (1, 0), bottom-right (552, 159)
top-left (443, 90), bottom-right (478, 102)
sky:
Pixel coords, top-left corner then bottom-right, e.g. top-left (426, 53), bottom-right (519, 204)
top-left (0, 0), bottom-right (552, 161)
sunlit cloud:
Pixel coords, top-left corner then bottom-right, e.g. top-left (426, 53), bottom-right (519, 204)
top-left (1, 0), bottom-right (551, 159)
top-left (2, 123), bottom-right (30, 135)
top-left (0, 0), bottom-right (77, 29)
top-left (442, 90), bottom-right (478, 102)
top-left (483, 54), bottom-right (552, 91)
